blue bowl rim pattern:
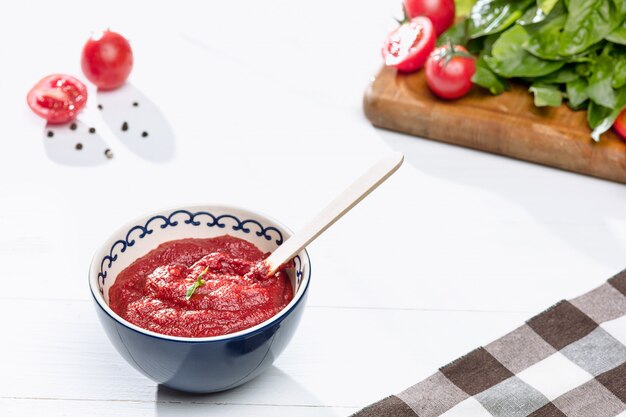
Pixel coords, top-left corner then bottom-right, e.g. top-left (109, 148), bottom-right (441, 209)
top-left (88, 204), bottom-right (311, 343)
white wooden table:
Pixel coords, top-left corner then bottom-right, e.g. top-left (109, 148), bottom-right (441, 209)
top-left (1, 1), bottom-right (625, 415)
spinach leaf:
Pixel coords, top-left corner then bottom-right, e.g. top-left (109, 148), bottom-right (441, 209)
top-left (437, 19), bottom-right (469, 47)
top-left (536, 65), bottom-right (579, 83)
top-left (469, 33), bottom-right (501, 55)
top-left (590, 87), bottom-right (626, 140)
top-left (612, 0), bottom-right (626, 19)
top-left (612, 52), bottom-right (626, 88)
top-left (539, 0), bottom-right (560, 14)
top-left (588, 101), bottom-right (612, 129)
top-left (575, 62), bottom-right (591, 77)
top-left (529, 83), bottom-right (563, 106)
top-left (562, 43), bottom-right (606, 63)
top-left (519, 6), bottom-right (546, 25)
top-left (524, 15), bottom-right (567, 60)
top-left (559, 0), bottom-right (624, 56)
top-left (607, 23), bottom-right (626, 46)
top-left (472, 56), bottom-right (509, 94)
top-left (586, 48), bottom-right (617, 108)
top-left (437, 19), bottom-right (491, 55)
top-left (469, 0), bottom-right (535, 38)
top-left (467, 37), bottom-right (486, 54)
top-left (566, 78), bottom-right (589, 109)
top-left (519, 0), bottom-right (565, 27)
top-left (484, 25), bottom-right (565, 77)
top-left (438, 0), bottom-right (626, 141)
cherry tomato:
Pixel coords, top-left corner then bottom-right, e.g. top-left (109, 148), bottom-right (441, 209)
top-left (27, 74), bottom-right (88, 124)
top-left (382, 17), bottom-right (436, 73)
top-left (614, 108), bottom-right (626, 141)
top-left (425, 45), bottom-right (476, 100)
top-left (404, 0), bottom-right (455, 36)
top-left (81, 30), bottom-right (133, 90)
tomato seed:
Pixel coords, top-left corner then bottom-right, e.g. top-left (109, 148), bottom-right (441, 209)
top-left (105, 149), bottom-right (113, 159)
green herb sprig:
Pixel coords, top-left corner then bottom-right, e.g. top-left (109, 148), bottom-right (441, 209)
top-left (185, 265), bottom-right (210, 300)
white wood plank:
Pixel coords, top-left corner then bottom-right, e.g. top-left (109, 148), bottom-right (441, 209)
top-left (0, 399), bottom-right (357, 417)
top-left (0, 299), bottom-right (526, 409)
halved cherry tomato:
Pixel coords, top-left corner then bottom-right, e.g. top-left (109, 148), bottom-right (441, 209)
top-left (382, 16), bottom-right (436, 73)
top-left (26, 74), bottom-right (88, 124)
top-left (614, 108), bottom-right (626, 141)
top-left (404, 0), bottom-right (455, 36)
top-left (425, 45), bottom-right (476, 100)
top-left (81, 30), bottom-right (133, 90)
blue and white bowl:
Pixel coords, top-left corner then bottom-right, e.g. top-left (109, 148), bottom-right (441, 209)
top-left (89, 205), bottom-right (311, 393)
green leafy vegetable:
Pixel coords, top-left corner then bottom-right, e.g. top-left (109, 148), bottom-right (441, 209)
top-left (590, 87), bottom-right (626, 140)
top-left (607, 23), bottom-right (626, 46)
top-left (472, 56), bottom-right (509, 94)
top-left (185, 266), bottom-right (209, 300)
top-left (566, 77), bottom-right (589, 108)
top-left (483, 25), bottom-right (564, 77)
top-left (612, 53), bottom-right (626, 88)
top-left (612, 0), bottom-right (626, 21)
top-left (539, 0), bottom-right (560, 14)
top-left (466, 33), bottom-right (501, 55)
top-left (469, 0), bottom-right (535, 38)
top-left (588, 101), bottom-right (612, 129)
top-left (536, 66), bottom-right (579, 83)
top-left (519, 0), bottom-right (563, 25)
top-left (524, 14), bottom-right (567, 60)
top-left (558, 0), bottom-right (624, 56)
top-left (586, 47), bottom-right (617, 108)
top-left (459, 0), bottom-right (626, 140)
top-left (529, 83), bottom-right (563, 106)
top-left (518, 6), bottom-right (546, 25)
top-left (437, 18), bottom-right (469, 47)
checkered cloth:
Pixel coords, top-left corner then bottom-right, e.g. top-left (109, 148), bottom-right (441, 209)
top-left (353, 269), bottom-right (626, 417)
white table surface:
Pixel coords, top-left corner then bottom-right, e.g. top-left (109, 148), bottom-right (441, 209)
top-left (1, 1), bottom-right (625, 416)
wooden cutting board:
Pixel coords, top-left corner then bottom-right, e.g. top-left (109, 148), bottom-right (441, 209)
top-left (363, 66), bottom-right (626, 184)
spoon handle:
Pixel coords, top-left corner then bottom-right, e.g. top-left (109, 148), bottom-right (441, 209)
top-left (265, 152), bottom-right (404, 274)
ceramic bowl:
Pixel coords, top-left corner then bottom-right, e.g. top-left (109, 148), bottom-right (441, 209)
top-left (89, 205), bottom-right (311, 393)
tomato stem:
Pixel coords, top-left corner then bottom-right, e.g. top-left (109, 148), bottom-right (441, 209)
top-left (395, 3), bottom-right (411, 25)
top-left (435, 40), bottom-right (474, 68)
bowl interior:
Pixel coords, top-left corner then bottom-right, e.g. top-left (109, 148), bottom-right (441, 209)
top-left (89, 205), bottom-right (310, 338)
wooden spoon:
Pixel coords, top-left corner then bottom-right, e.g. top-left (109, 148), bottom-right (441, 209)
top-left (261, 152), bottom-right (404, 277)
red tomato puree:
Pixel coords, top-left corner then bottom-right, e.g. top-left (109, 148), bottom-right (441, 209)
top-left (109, 236), bottom-right (293, 338)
